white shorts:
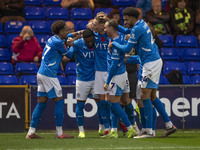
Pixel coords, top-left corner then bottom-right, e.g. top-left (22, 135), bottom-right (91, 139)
top-left (76, 80), bottom-right (99, 101)
top-left (94, 71), bottom-right (108, 95)
top-left (109, 72), bottom-right (130, 96)
top-left (37, 73), bottom-right (62, 98)
top-left (136, 80), bottom-right (141, 99)
top-left (141, 59), bottom-right (163, 89)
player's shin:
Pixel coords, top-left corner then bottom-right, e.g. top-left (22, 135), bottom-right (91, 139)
top-left (55, 99), bottom-right (64, 136)
top-left (143, 99), bottom-right (153, 135)
top-left (76, 101), bottom-right (85, 133)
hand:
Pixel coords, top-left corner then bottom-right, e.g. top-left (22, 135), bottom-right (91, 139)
top-left (34, 56), bottom-right (39, 62)
top-left (66, 37), bottom-right (74, 46)
top-left (23, 33), bottom-right (31, 41)
top-left (125, 34), bottom-right (130, 40)
top-left (104, 83), bottom-right (109, 91)
top-left (108, 41), bottom-right (113, 52)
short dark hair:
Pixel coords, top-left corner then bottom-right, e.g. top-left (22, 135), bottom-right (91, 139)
top-left (94, 15), bottom-right (108, 24)
top-left (83, 29), bottom-right (94, 38)
top-left (107, 19), bottom-right (118, 31)
top-left (122, 7), bottom-right (140, 19)
top-left (51, 20), bottom-right (66, 35)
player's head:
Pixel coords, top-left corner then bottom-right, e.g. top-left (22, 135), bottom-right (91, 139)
top-left (83, 29), bottom-right (94, 49)
top-left (65, 21), bottom-right (75, 33)
top-left (104, 19), bottom-right (118, 37)
top-left (51, 20), bottom-right (68, 39)
top-left (122, 7), bottom-right (140, 28)
top-left (93, 13), bottom-right (109, 34)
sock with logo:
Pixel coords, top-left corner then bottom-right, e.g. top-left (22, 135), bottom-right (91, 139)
top-left (110, 106), bottom-right (118, 130)
top-left (96, 101), bottom-right (103, 129)
top-left (100, 100), bottom-right (110, 130)
top-left (143, 99), bottom-right (153, 130)
top-left (30, 102), bottom-right (47, 128)
top-left (124, 102), bottom-right (135, 125)
top-left (152, 107), bottom-right (157, 131)
top-left (139, 107), bottom-right (146, 130)
top-left (76, 101), bottom-right (85, 127)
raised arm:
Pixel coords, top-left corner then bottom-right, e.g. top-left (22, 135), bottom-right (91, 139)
top-left (118, 25), bottom-right (131, 34)
top-left (112, 41), bottom-right (134, 54)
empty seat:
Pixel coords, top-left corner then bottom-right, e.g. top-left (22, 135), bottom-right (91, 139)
top-left (0, 62), bottom-right (14, 74)
top-left (35, 34), bottom-right (50, 48)
top-left (0, 23), bottom-right (3, 34)
top-left (175, 35), bottom-right (198, 48)
top-left (0, 48), bottom-right (11, 62)
top-left (160, 48), bottom-right (179, 61)
top-left (0, 75), bottom-right (18, 85)
top-left (6, 34), bottom-right (18, 48)
top-left (187, 62), bottom-right (200, 75)
top-left (57, 75), bottom-right (68, 85)
top-left (43, 0), bottom-right (62, 6)
top-left (20, 75), bottom-right (37, 85)
top-left (24, 7), bottom-right (45, 20)
top-left (25, 0), bottom-right (41, 6)
top-left (159, 75), bottom-right (170, 84)
top-left (47, 8), bottom-right (69, 20)
top-left (67, 75), bottom-right (76, 85)
top-left (73, 20), bottom-right (88, 31)
top-left (29, 21), bottom-right (51, 34)
top-left (65, 62), bottom-right (76, 75)
top-left (71, 8), bottom-right (93, 20)
top-left (163, 61), bottom-right (187, 75)
top-left (158, 34), bottom-right (174, 47)
top-left (94, 8), bottom-right (113, 16)
top-left (15, 62), bottom-right (38, 75)
top-left (57, 65), bottom-right (64, 75)
top-left (182, 75), bottom-right (191, 84)
top-left (111, 0), bottom-right (136, 6)
top-left (0, 35), bottom-right (7, 47)
top-left (191, 75), bottom-right (200, 84)
top-left (4, 21), bottom-right (25, 34)
top-left (181, 48), bottom-right (200, 62)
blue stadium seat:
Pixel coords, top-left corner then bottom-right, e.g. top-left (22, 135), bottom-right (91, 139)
top-left (35, 34), bottom-right (50, 48)
top-left (47, 7), bottom-right (69, 20)
top-left (0, 75), bottom-right (18, 85)
top-left (67, 75), bottom-right (76, 85)
top-left (29, 21), bottom-right (51, 34)
top-left (0, 48), bottom-right (11, 62)
top-left (175, 35), bottom-right (198, 48)
top-left (24, 7), bottom-right (45, 20)
top-left (0, 35), bottom-right (7, 47)
top-left (0, 23), bottom-right (3, 34)
top-left (6, 34), bottom-right (18, 48)
top-left (111, 0), bottom-right (136, 6)
top-left (158, 34), bottom-right (174, 47)
top-left (15, 62), bottom-right (38, 75)
top-left (163, 61), bottom-right (187, 75)
top-left (187, 62), bottom-right (200, 75)
top-left (190, 75), bottom-right (200, 84)
top-left (71, 8), bottom-right (93, 20)
top-left (43, 0), bottom-right (62, 6)
top-left (94, 8), bottom-right (113, 16)
top-left (4, 21), bottom-right (25, 34)
top-left (160, 48), bottom-right (179, 61)
top-left (159, 75), bottom-right (170, 84)
top-left (0, 62), bottom-right (14, 74)
top-left (20, 75), bottom-right (37, 85)
top-left (57, 65), bottom-right (64, 75)
top-left (65, 62), bottom-right (76, 75)
top-left (25, 0), bottom-right (41, 6)
top-left (73, 20), bottom-right (88, 31)
top-left (57, 75), bottom-right (68, 85)
top-left (181, 48), bottom-right (200, 62)
top-left (182, 75), bottom-right (191, 84)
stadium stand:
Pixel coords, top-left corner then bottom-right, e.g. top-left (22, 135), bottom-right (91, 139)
top-left (0, 62), bottom-right (14, 75)
top-left (158, 34), bottom-right (174, 47)
top-left (175, 35), bottom-right (198, 48)
top-left (65, 62), bottom-right (76, 75)
top-left (0, 75), bottom-right (18, 85)
top-left (0, 48), bottom-right (12, 62)
top-left (57, 75), bottom-right (68, 85)
top-left (67, 74), bottom-right (76, 85)
top-left (160, 48), bottom-right (179, 61)
top-left (20, 75), bottom-right (37, 85)
top-left (15, 62), bottom-right (38, 75)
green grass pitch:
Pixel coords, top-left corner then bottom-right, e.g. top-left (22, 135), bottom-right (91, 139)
top-left (0, 130), bottom-right (200, 150)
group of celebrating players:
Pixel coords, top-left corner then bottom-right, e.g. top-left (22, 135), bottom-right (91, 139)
top-left (26, 7), bottom-right (177, 139)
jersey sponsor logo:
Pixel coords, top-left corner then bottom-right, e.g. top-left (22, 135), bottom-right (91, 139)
top-left (94, 43), bottom-right (108, 50)
top-left (82, 51), bottom-right (95, 58)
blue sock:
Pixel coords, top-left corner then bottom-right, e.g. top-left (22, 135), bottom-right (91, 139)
top-left (152, 107), bottom-right (157, 131)
top-left (111, 103), bottom-right (131, 127)
top-left (139, 107), bottom-right (146, 129)
top-left (110, 107), bottom-right (118, 129)
top-left (152, 97), bottom-right (170, 123)
top-left (124, 102), bottom-right (135, 125)
top-left (96, 102), bottom-right (103, 125)
top-left (55, 99), bottom-right (64, 126)
top-left (100, 100), bottom-right (110, 129)
top-left (75, 101), bottom-right (85, 126)
top-left (143, 99), bottom-right (153, 129)
top-left (106, 101), bottom-right (111, 125)
top-left (31, 102), bottom-right (47, 128)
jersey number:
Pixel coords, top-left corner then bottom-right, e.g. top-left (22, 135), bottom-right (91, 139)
top-left (42, 45), bottom-right (51, 59)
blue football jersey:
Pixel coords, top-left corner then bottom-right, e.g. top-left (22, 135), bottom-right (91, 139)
top-left (128, 19), bottom-right (160, 66)
top-left (94, 32), bottom-right (109, 72)
top-left (107, 33), bottom-right (126, 76)
top-left (73, 38), bottom-right (95, 81)
top-left (38, 35), bottom-right (70, 78)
